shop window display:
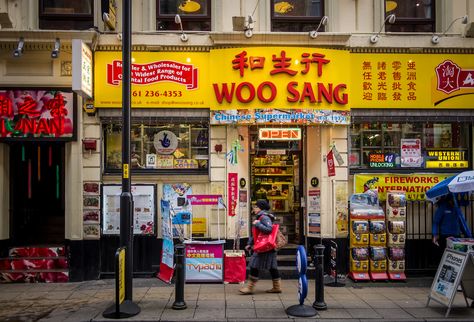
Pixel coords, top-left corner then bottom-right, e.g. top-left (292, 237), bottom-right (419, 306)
top-left (349, 122), bottom-right (470, 170)
top-left (104, 123), bottom-right (209, 172)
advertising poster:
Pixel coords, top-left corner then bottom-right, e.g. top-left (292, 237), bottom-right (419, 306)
top-left (228, 173), bottom-right (238, 217)
top-left (354, 173), bottom-right (452, 201)
top-left (101, 184), bottom-right (156, 235)
top-left (185, 241), bottom-right (224, 282)
top-left (163, 183), bottom-right (193, 238)
top-left (157, 200), bottom-right (174, 283)
top-left (308, 213), bottom-right (321, 236)
top-left (335, 181), bottom-right (349, 238)
top-left (401, 138), bottom-right (423, 167)
top-left (308, 189), bottom-right (321, 213)
top-left (430, 249), bottom-right (468, 306)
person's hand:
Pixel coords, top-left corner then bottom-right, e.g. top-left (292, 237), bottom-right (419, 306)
top-left (245, 245), bottom-right (252, 252)
top-left (432, 235), bottom-right (439, 246)
top-left (253, 220), bottom-right (259, 225)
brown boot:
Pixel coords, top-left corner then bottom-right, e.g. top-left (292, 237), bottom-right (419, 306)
top-left (266, 278), bottom-right (282, 293)
top-left (239, 276), bottom-right (258, 294)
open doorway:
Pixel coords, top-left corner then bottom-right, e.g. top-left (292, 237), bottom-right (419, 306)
top-left (249, 126), bottom-right (304, 245)
top-left (9, 142), bottom-right (65, 245)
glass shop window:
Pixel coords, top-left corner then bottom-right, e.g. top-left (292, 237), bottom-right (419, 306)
top-left (104, 123), bottom-right (209, 173)
top-left (385, 0), bottom-right (435, 32)
top-left (271, 0), bottom-right (324, 32)
top-left (349, 122), bottom-right (470, 170)
top-left (39, 0), bottom-right (94, 30)
top-left (157, 0), bottom-right (211, 31)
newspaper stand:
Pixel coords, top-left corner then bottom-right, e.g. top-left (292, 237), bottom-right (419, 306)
top-left (427, 249), bottom-right (474, 317)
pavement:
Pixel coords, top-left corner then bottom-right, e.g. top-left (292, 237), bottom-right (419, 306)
top-left (0, 278), bottom-right (473, 322)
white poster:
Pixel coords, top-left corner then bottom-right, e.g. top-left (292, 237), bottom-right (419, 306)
top-left (401, 138), bottom-right (423, 167)
top-left (430, 249), bottom-right (468, 306)
top-left (308, 189), bottom-right (321, 213)
top-left (102, 184), bottom-right (156, 235)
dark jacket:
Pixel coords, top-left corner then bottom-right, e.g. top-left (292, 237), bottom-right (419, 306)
top-left (432, 200), bottom-right (462, 237)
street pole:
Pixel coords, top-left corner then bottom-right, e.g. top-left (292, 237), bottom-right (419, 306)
top-left (118, 0), bottom-right (140, 316)
top-left (103, 1), bottom-right (140, 317)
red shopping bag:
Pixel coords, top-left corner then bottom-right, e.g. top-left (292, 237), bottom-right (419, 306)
top-left (252, 224), bottom-right (279, 253)
top-left (224, 250), bottom-right (246, 283)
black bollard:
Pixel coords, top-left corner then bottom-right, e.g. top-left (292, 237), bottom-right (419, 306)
top-left (313, 244), bottom-right (327, 310)
top-left (172, 244), bottom-right (187, 310)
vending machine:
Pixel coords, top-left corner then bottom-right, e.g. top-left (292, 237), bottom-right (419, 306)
top-left (349, 193), bottom-right (384, 281)
top-left (386, 191), bottom-right (407, 280)
top-left (369, 220), bottom-right (388, 280)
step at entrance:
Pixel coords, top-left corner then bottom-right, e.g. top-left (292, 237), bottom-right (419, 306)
top-left (0, 245), bottom-right (69, 283)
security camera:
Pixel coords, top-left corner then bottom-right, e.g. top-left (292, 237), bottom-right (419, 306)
top-left (245, 29), bottom-right (253, 38)
top-left (13, 37), bottom-right (24, 58)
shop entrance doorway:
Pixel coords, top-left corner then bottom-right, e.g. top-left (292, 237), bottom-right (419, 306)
top-left (249, 126), bottom-right (304, 245)
top-left (9, 142), bottom-right (65, 245)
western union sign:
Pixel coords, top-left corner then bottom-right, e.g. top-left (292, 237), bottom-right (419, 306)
top-left (426, 149), bottom-right (469, 169)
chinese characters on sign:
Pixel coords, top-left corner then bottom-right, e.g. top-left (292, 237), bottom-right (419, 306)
top-left (228, 173), bottom-right (238, 217)
top-left (361, 60), bottom-right (417, 103)
top-left (0, 90), bottom-right (75, 140)
top-left (211, 47), bottom-right (349, 109)
top-left (435, 60), bottom-right (474, 94)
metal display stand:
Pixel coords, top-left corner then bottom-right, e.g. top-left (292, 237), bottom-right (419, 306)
top-left (426, 249), bottom-right (474, 317)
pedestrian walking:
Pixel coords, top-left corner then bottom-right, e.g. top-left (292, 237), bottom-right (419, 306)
top-left (239, 199), bottom-right (282, 294)
top-left (432, 194), bottom-right (466, 251)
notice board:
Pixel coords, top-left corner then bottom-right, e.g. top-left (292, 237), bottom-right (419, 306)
top-left (427, 249), bottom-right (474, 317)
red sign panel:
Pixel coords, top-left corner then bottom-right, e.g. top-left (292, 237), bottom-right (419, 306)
top-left (107, 60), bottom-right (198, 89)
top-left (228, 173), bottom-right (238, 217)
top-left (0, 90), bottom-right (75, 141)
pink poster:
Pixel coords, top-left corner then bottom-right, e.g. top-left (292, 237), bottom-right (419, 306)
top-left (228, 173), bottom-right (238, 217)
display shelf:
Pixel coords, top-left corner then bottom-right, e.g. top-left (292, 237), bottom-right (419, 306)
top-left (254, 165), bottom-right (293, 167)
top-left (259, 182), bottom-right (292, 185)
top-left (254, 174), bottom-right (293, 176)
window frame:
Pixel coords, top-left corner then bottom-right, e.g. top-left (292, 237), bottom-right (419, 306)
top-left (156, 0), bottom-right (211, 31)
top-left (39, 0), bottom-right (94, 30)
top-left (349, 122), bottom-right (471, 173)
top-left (384, 0), bottom-right (436, 33)
top-left (271, 0), bottom-right (325, 32)
top-left (103, 121), bottom-right (210, 175)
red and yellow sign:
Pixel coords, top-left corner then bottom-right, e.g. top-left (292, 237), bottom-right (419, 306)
top-left (351, 54), bottom-right (474, 108)
top-left (354, 173), bottom-right (452, 201)
top-left (210, 47), bottom-right (349, 111)
top-left (94, 52), bottom-right (209, 108)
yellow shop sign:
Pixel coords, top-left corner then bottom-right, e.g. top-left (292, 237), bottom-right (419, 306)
top-left (354, 173), bottom-right (452, 201)
top-left (210, 47), bottom-right (350, 111)
top-left (94, 52), bottom-right (209, 108)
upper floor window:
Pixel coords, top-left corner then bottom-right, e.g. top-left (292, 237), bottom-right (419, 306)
top-left (157, 0), bottom-right (211, 31)
top-left (39, 0), bottom-right (94, 30)
top-left (271, 0), bottom-right (324, 32)
top-left (385, 0), bottom-right (435, 32)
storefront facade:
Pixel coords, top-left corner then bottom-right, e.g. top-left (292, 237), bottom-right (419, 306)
top-left (348, 52), bottom-right (474, 273)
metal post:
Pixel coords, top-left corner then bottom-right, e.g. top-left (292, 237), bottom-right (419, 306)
top-left (313, 244), bottom-right (327, 310)
top-left (115, 0), bottom-right (140, 316)
top-left (172, 244), bottom-right (187, 310)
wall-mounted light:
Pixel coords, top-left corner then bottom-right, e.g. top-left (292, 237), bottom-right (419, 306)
top-left (174, 14), bottom-right (188, 42)
top-left (370, 14), bottom-right (396, 43)
top-left (432, 15), bottom-right (469, 44)
top-left (12, 37), bottom-right (24, 58)
top-left (309, 16), bottom-right (328, 39)
top-left (244, 15), bottom-right (255, 38)
top-left (51, 38), bottom-right (60, 59)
